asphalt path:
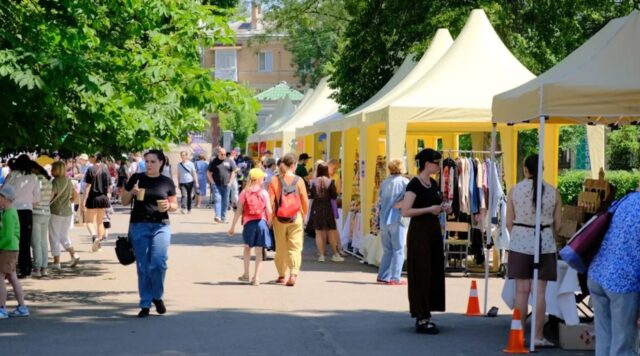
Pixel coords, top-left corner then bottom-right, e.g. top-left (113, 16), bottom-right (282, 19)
top-left (0, 207), bottom-right (593, 355)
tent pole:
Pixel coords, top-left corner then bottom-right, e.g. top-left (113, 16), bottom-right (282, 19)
top-left (530, 116), bottom-right (546, 352)
top-left (484, 123), bottom-right (498, 316)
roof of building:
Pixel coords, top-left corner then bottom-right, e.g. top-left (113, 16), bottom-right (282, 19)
top-left (254, 82), bottom-right (304, 101)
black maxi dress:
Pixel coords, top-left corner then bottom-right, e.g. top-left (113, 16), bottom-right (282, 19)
top-left (406, 176), bottom-right (445, 319)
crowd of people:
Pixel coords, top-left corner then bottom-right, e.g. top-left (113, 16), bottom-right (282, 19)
top-left (0, 146), bottom-right (638, 356)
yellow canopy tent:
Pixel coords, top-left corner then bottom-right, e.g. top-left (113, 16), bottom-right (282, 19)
top-left (359, 9), bottom-right (539, 239)
top-left (492, 10), bottom-right (640, 351)
top-left (247, 95), bottom-right (296, 157)
top-left (260, 78), bottom-right (339, 166)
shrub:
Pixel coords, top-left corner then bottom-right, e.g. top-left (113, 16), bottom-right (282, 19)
top-left (557, 170), bottom-right (640, 205)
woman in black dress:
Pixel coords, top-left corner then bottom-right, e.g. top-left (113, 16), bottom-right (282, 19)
top-left (309, 162), bottom-right (342, 262)
top-left (83, 152), bottom-right (111, 252)
top-left (401, 148), bottom-right (450, 334)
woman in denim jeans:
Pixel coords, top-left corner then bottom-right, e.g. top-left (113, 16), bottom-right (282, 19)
top-left (121, 150), bottom-right (177, 318)
top-left (376, 159), bottom-right (409, 285)
top-left (588, 191), bottom-right (640, 356)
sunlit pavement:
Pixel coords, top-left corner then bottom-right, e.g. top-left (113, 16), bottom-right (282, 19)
top-left (0, 207), bottom-right (591, 355)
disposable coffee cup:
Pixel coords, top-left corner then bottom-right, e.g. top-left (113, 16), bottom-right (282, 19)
top-left (157, 199), bottom-right (167, 212)
top-left (136, 188), bottom-right (146, 201)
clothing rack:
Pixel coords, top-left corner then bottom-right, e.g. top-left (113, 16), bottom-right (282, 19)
top-left (439, 148), bottom-right (507, 315)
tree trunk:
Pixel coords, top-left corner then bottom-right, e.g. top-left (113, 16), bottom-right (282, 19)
top-left (209, 112), bottom-right (221, 150)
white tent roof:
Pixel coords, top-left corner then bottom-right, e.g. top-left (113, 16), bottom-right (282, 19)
top-left (248, 95), bottom-right (296, 143)
top-left (295, 52), bottom-right (420, 137)
top-left (249, 88), bottom-right (314, 143)
top-left (493, 10), bottom-right (640, 124)
top-left (366, 9), bottom-right (534, 125)
top-left (260, 77), bottom-right (339, 142)
top-left (297, 28), bottom-right (454, 137)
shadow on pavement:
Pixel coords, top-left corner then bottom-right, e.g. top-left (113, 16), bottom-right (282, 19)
top-left (0, 305), bottom-right (585, 356)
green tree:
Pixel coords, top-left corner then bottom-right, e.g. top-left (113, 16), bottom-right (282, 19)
top-left (261, 0), bottom-right (350, 87)
top-left (218, 85), bottom-right (261, 149)
top-left (0, 0), bottom-right (258, 155)
top-left (559, 125), bottom-right (586, 152)
top-left (329, 0), bottom-right (640, 112)
top-left (607, 126), bottom-right (640, 170)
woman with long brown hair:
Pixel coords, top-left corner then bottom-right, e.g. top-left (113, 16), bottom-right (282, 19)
top-left (309, 162), bottom-right (342, 262)
top-left (268, 153), bottom-right (309, 287)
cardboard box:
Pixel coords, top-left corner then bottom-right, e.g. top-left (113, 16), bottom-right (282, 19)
top-left (559, 323), bottom-right (596, 350)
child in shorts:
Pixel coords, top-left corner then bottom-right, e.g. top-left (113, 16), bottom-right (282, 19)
top-left (0, 186), bottom-right (29, 318)
top-left (228, 169), bottom-right (272, 286)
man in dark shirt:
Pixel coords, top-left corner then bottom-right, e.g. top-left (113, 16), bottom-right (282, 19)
top-left (295, 153), bottom-right (311, 181)
top-left (206, 148), bottom-right (237, 223)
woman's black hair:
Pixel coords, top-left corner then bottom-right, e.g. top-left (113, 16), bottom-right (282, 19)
top-left (14, 154), bottom-right (33, 174)
top-left (144, 149), bottom-right (166, 172)
top-left (524, 154), bottom-right (544, 207)
top-left (315, 162), bottom-right (329, 178)
top-left (415, 148), bottom-right (441, 173)
top-left (7, 158), bottom-right (16, 170)
top-left (31, 161), bottom-right (51, 180)
top-left (94, 152), bottom-right (103, 163)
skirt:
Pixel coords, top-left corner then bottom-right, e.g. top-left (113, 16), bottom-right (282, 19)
top-left (0, 250), bottom-right (18, 274)
top-left (242, 219), bottom-right (272, 248)
top-left (507, 251), bottom-right (558, 281)
top-left (85, 193), bottom-right (110, 209)
top-left (407, 216), bottom-right (445, 318)
top-left (309, 199), bottom-right (337, 230)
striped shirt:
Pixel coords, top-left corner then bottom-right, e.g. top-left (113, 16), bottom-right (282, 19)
top-left (33, 175), bottom-right (52, 216)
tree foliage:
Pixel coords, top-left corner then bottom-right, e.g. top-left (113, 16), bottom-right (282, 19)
top-left (322, 0), bottom-right (640, 111)
top-left (261, 0), bottom-right (350, 87)
top-left (607, 126), bottom-right (640, 170)
top-left (0, 0), bottom-right (258, 155)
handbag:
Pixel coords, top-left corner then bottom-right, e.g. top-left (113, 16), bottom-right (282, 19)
top-left (559, 193), bottom-right (631, 274)
top-left (115, 235), bottom-right (136, 265)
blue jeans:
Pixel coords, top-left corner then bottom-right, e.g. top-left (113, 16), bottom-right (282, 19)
top-left (130, 223), bottom-right (171, 309)
top-left (377, 222), bottom-right (406, 282)
top-left (213, 184), bottom-right (230, 220)
top-left (588, 279), bottom-right (640, 356)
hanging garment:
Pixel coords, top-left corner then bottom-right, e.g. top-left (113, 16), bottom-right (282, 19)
top-left (458, 158), bottom-right (469, 214)
top-left (475, 158), bottom-right (486, 210)
top-left (469, 158), bottom-right (478, 214)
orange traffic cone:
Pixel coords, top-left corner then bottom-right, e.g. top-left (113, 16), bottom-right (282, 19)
top-left (503, 308), bottom-right (529, 354)
top-left (465, 280), bottom-right (481, 316)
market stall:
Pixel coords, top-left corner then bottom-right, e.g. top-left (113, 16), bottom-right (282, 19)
top-left (246, 95), bottom-right (296, 158)
top-left (492, 9), bottom-right (640, 351)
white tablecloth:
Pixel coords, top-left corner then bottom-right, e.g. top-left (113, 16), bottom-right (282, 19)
top-left (501, 260), bottom-right (580, 325)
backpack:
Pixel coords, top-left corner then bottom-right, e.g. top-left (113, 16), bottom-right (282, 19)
top-left (244, 188), bottom-right (266, 221)
top-left (276, 175), bottom-right (302, 223)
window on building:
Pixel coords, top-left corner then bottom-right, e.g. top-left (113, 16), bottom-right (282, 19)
top-left (258, 52), bottom-right (273, 72)
top-left (214, 49), bottom-right (237, 81)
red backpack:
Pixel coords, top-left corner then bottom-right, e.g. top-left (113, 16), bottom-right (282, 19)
top-left (276, 176), bottom-right (302, 223)
top-left (243, 188), bottom-right (266, 221)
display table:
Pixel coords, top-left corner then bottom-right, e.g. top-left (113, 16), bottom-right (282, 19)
top-left (501, 260), bottom-right (580, 325)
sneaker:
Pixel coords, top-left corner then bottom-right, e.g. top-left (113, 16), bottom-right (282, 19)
top-left (180, 209), bottom-right (185, 214)
top-left (92, 239), bottom-right (101, 252)
top-left (41, 269), bottom-right (48, 277)
top-left (332, 254), bottom-right (344, 262)
top-left (187, 210), bottom-right (192, 214)
top-left (51, 263), bottom-right (61, 271)
top-left (32, 270), bottom-right (41, 278)
top-left (9, 305), bottom-right (29, 317)
top-left (0, 307), bottom-right (8, 319)
top-left (214, 217), bottom-right (222, 223)
top-left (70, 255), bottom-right (80, 268)
top-left (152, 299), bottom-right (166, 315)
top-left (91, 235), bottom-right (97, 243)
top-left (318, 255), bottom-right (325, 262)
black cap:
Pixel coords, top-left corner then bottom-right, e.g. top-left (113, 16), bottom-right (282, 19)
top-left (299, 153), bottom-right (311, 161)
top-left (264, 150), bottom-right (272, 155)
top-left (415, 148), bottom-right (441, 170)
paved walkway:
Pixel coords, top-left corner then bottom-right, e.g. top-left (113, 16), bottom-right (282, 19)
top-left (0, 208), bottom-right (592, 355)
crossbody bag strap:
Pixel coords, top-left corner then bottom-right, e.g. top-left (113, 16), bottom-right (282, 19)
top-left (50, 179), bottom-right (71, 206)
top-left (179, 162), bottom-right (192, 174)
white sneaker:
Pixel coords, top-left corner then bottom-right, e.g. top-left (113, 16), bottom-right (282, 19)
top-left (92, 239), bottom-right (101, 252)
top-left (70, 255), bottom-right (80, 268)
top-left (31, 270), bottom-right (41, 278)
top-left (51, 263), bottom-right (61, 271)
top-left (332, 254), bottom-right (345, 262)
top-left (41, 269), bottom-right (48, 277)
top-left (318, 255), bottom-right (325, 262)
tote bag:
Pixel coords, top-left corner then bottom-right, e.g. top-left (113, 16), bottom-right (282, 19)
top-left (559, 194), bottom-right (631, 274)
